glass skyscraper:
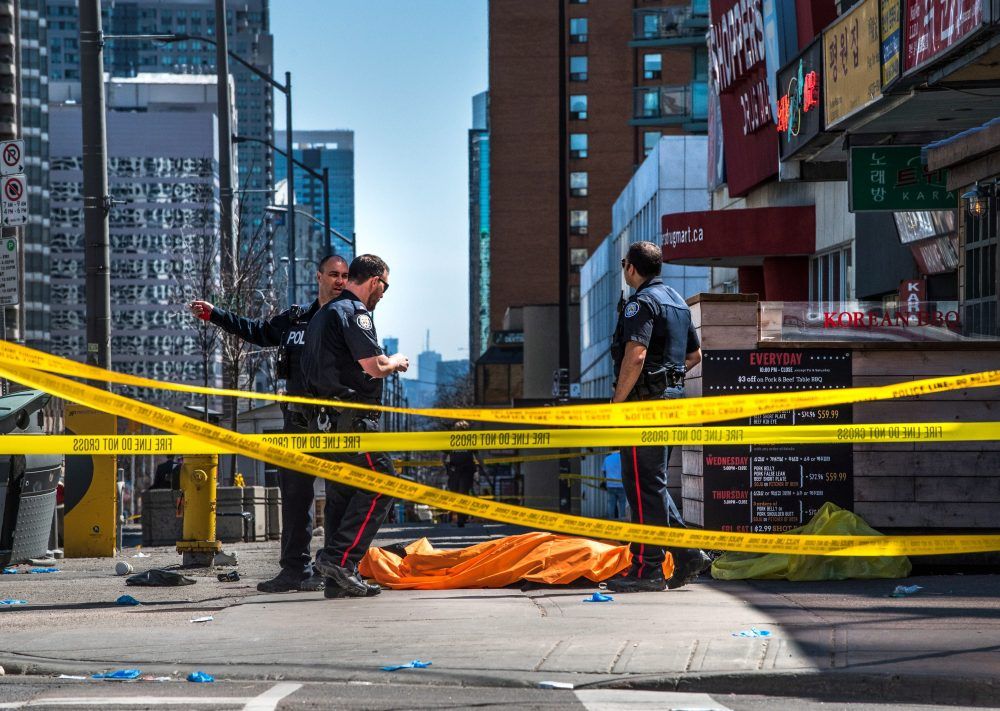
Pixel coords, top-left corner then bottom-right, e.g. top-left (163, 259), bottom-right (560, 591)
top-left (469, 91), bottom-right (490, 359)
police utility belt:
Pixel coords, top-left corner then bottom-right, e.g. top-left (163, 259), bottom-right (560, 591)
top-left (286, 394), bottom-right (380, 433)
top-left (630, 363), bottom-right (685, 400)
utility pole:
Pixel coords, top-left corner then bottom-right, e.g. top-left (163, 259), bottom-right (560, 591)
top-left (557, 0), bottom-right (571, 514)
top-left (284, 71), bottom-right (296, 305)
top-left (215, 0), bottom-right (236, 293)
top-left (80, 0), bottom-right (111, 373)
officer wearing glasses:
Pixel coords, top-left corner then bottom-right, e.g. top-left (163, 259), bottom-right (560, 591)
top-left (607, 241), bottom-right (710, 593)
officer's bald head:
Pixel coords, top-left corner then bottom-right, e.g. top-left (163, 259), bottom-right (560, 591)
top-left (317, 254), bottom-right (348, 272)
top-left (625, 241), bottom-right (662, 279)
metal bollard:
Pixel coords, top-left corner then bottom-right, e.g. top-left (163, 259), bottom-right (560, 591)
top-left (175, 454), bottom-right (222, 566)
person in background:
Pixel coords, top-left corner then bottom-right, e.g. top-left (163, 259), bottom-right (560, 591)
top-left (443, 421), bottom-right (484, 527)
top-left (600, 451), bottom-right (627, 521)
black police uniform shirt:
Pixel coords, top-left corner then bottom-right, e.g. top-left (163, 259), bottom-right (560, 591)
top-left (209, 302), bottom-right (319, 395)
top-left (612, 276), bottom-right (700, 378)
top-left (300, 288), bottom-right (384, 405)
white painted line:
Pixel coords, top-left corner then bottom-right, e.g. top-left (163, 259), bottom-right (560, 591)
top-left (574, 689), bottom-right (733, 711)
top-left (0, 698), bottom-right (248, 707)
top-left (243, 683), bottom-right (302, 711)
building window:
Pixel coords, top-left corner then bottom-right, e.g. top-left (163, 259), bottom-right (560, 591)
top-left (570, 248), bottom-right (589, 271)
top-left (569, 18), bottom-right (588, 43)
top-left (570, 0), bottom-right (588, 4)
top-left (570, 210), bottom-right (589, 235)
top-left (693, 47), bottom-right (709, 82)
top-left (570, 133), bottom-right (588, 159)
top-left (810, 245), bottom-right (853, 305)
top-left (570, 171), bottom-right (588, 197)
top-left (964, 196), bottom-right (999, 336)
top-left (569, 94), bottom-right (588, 120)
top-left (569, 55), bottom-right (588, 81)
top-left (643, 53), bottom-right (662, 80)
top-left (643, 132), bottom-right (661, 157)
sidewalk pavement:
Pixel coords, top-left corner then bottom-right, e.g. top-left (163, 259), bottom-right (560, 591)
top-left (1, 522), bottom-right (998, 706)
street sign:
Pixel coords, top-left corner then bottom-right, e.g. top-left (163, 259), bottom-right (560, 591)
top-left (0, 140), bottom-right (23, 176)
top-left (0, 237), bottom-right (18, 306)
top-left (1, 174), bottom-right (28, 226)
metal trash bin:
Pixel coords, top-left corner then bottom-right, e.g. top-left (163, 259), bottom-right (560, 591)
top-left (0, 390), bottom-right (60, 565)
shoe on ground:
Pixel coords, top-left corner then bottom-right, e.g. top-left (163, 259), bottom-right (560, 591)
top-left (324, 575), bottom-right (381, 598)
top-left (256, 571), bottom-right (323, 593)
top-left (315, 556), bottom-right (377, 597)
top-left (605, 574), bottom-right (667, 593)
top-left (666, 549), bottom-right (712, 590)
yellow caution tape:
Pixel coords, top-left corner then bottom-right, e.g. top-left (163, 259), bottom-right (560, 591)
top-left (2, 339), bottom-right (999, 428)
top-left (395, 451), bottom-right (608, 469)
top-left (2, 358), bottom-right (999, 557)
top-left (1, 422), bottom-right (996, 455)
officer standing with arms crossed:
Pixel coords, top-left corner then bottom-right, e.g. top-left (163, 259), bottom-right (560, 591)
top-left (607, 241), bottom-right (711, 593)
top-left (300, 254), bottom-right (409, 598)
top-left (188, 254), bottom-right (349, 593)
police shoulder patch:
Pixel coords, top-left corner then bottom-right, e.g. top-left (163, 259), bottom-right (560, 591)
top-left (356, 313), bottom-right (373, 331)
top-left (624, 301), bottom-right (640, 318)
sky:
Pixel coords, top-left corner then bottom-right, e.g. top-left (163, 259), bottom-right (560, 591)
top-left (271, 1), bottom-right (488, 365)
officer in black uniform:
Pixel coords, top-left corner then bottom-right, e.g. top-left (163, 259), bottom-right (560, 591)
top-left (442, 421), bottom-right (483, 527)
top-left (188, 254), bottom-right (349, 593)
top-left (300, 253), bottom-right (410, 599)
top-left (607, 241), bottom-right (711, 593)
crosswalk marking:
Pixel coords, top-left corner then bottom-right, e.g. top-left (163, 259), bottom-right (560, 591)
top-left (574, 689), bottom-right (733, 711)
top-left (0, 681), bottom-right (302, 710)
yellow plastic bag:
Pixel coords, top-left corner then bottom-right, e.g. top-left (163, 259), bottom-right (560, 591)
top-left (711, 502), bottom-right (912, 581)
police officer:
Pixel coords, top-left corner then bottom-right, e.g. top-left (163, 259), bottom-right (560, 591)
top-left (300, 253), bottom-right (409, 599)
top-left (442, 421), bottom-right (483, 527)
top-left (607, 241), bottom-right (711, 593)
top-left (188, 254), bottom-right (349, 593)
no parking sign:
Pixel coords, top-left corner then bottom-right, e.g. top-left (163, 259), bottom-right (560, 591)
top-left (0, 140), bottom-right (24, 175)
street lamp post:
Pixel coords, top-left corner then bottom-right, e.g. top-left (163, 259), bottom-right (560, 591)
top-left (265, 205), bottom-right (354, 254)
top-left (214, 0), bottom-right (236, 293)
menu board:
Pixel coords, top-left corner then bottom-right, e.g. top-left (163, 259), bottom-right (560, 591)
top-left (701, 349), bottom-right (854, 533)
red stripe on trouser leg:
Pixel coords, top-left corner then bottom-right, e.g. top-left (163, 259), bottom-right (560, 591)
top-left (340, 453), bottom-right (382, 567)
top-left (632, 446), bottom-right (645, 578)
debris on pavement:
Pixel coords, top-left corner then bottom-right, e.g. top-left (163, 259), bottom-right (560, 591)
top-left (539, 681), bottom-right (575, 689)
top-left (92, 669), bottom-right (142, 680)
top-left (131, 550), bottom-right (150, 558)
top-left (187, 671), bottom-right (214, 682)
top-left (2, 567), bottom-right (16, 574)
top-left (891, 584), bottom-right (924, 597)
top-left (213, 551), bottom-right (238, 566)
top-left (141, 676), bottom-right (173, 682)
top-left (28, 557), bottom-right (56, 566)
top-left (190, 615), bottom-right (214, 623)
top-left (381, 660), bottom-right (432, 671)
top-left (26, 567), bottom-right (60, 574)
top-left (0, 599), bottom-right (27, 605)
top-left (583, 592), bottom-right (614, 602)
top-left (125, 569), bottom-right (196, 587)
top-left (0, 665), bottom-right (4, 676)
top-left (732, 626), bottom-right (772, 638)
top-left (116, 595), bottom-right (141, 606)
top-left (217, 571), bottom-right (240, 582)
top-left (115, 561), bottom-right (134, 575)
top-left (56, 675), bottom-right (87, 680)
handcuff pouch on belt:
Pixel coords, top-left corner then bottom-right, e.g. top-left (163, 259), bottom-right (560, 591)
top-left (632, 363), bottom-right (685, 400)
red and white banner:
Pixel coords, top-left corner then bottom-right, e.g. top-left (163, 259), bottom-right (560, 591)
top-left (905, 0), bottom-right (982, 71)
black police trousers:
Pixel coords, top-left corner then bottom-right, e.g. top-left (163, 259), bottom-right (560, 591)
top-left (619, 385), bottom-right (694, 577)
top-left (314, 417), bottom-right (395, 569)
top-left (447, 467), bottom-right (475, 526)
top-left (278, 411), bottom-right (318, 577)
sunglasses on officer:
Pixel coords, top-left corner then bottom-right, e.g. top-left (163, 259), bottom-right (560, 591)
top-left (377, 276), bottom-right (389, 293)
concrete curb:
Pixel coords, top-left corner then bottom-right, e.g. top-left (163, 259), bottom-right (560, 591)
top-left (3, 652), bottom-right (998, 706)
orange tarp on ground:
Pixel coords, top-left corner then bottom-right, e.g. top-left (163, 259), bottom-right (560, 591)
top-left (359, 531), bottom-right (675, 589)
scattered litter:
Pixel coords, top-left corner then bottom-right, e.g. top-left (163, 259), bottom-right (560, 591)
top-left (92, 669), bottom-right (142, 680)
top-left (2, 567), bottom-right (16, 574)
top-left (539, 681), bottom-right (575, 690)
top-left (891, 585), bottom-right (924, 598)
top-left (116, 595), bottom-right (141, 607)
top-left (126, 569), bottom-right (196, 587)
top-left (141, 676), bottom-right (173, 682)
top-left (190, 615), bottom-right (214, 623)
top-left (187, 671), bottom-right (214, 683)
top-left (0, 599), bottom-right (27, 606)
top-left (312, 526), bottom-right (324, 538)
top-left (131, 550), bottom-right (150, 558)
top-left (51, 549), bottom-right (64, 560)
top-left (212, 551), bottom-right (238, 566)
top-left (115, 562), bottom-right (134, 576)
top-left (26, 567), bottom-right (60, 574)
top-left (57, 675), bottom-right (87, 680)
top-left (732, 627), bottom-right (772, 638)
top-left (597, 582), bottom-right (608, 590)
top-left (28, 557), bottom-right (56, 566)
top-left (0, 665), bottom-right (4, 676)
top-left (583, 592), bottom-right (614, 603)
top-left (381, 660), bottom-right (432, 672)
top-left (217, 571), bottom-right (240, 582)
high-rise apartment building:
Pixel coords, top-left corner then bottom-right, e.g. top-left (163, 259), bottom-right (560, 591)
top-left (274, 129), bottom-right (355, 261)
top-left (486, 0), bottom-right (709, 388)
top-left (46, 0), bottom-right (273, 232)
top-left (468, 91), bottom-right (490, 359)
top-left (49, 75), bottom-right (224, 409)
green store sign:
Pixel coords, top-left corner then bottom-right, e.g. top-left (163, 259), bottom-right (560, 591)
top-left (849, 146), bottom-right (957, 212)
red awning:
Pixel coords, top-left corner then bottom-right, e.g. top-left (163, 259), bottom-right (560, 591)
top-left (661, 206), bottom-right (816, 267)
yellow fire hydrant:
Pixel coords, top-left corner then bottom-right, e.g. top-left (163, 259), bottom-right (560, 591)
top-left (175, 454), bottom-right (222, 566)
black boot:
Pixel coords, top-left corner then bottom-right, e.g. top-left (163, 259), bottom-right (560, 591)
top-left (666, 549), bottom-right (712, 590)
top-left (316, 555), bottom-right (381, 598)
top-left (256, 570), bottom-right (324, 593)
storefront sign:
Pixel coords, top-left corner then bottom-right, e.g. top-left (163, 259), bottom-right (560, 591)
top-left (880, 0), bottom-right (902, 86)
top-left (823, 0), bottom-right (883, 128)
top-left (701, 349), bottom-right (853, 533)
top-left (709, 0), bottom-right (779, 196)
top-left (905, 0), bottom-right (983, 72)
top-left (776, 39), bottom-right (823, 160)
top-left (759, 301), bottom-right (973, 341)
top-left (899, 279), bottom-right (926, 313)
top-left (661, 205), bottom-right (814, 265)
top-left (849, 146), bottom-right (957, 211)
